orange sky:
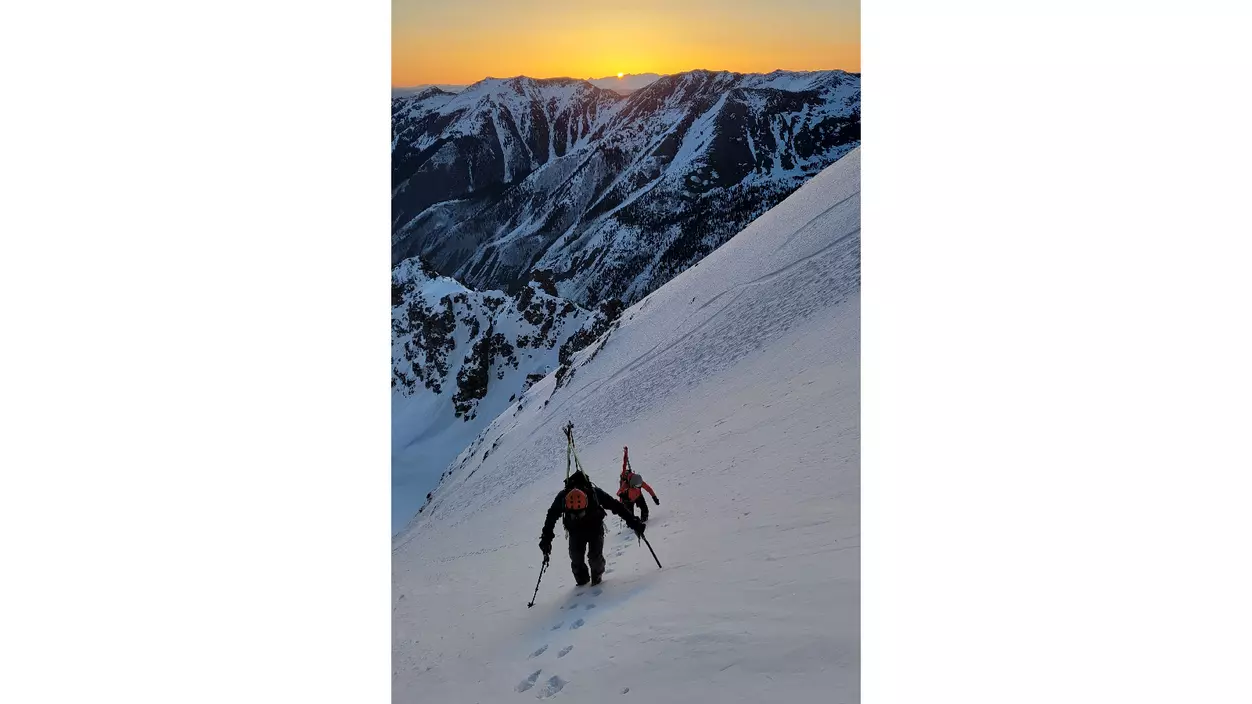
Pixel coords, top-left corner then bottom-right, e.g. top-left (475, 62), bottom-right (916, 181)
top-left (393, 0), bottom-right (859, 87)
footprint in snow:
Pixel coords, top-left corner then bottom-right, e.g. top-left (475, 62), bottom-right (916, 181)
top-left (558, 645), bottom-right (573, 658)
top-left (529, 644), bottom-right (548, 658)
top-left (622, 687), bottom-right (630, 694)
top-left (591, 588), bottom-right (602, 596)
top-left (550, 622), bottom-right (563, 631)
top-left (537, 675), bottom-right (568, 699)
top-left (570, 618), bottom-right (585, 629)
top-left (584, 603), bottom-right (596, 610)
top-left (516, 670), bottom-right (542, 693)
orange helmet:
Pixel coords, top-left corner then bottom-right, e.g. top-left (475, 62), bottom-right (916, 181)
top-left (565, 488), bottom-right (589, 511)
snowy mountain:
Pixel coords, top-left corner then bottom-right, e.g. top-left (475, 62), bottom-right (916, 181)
top-left (392, 69), bottom-right (860, 307)
top-left (393, 149), bottom-right (859, 702)
top-left (391, 258), bottom-right (620, 532)
top-left (392, 75), bottom-right (657, 100)
top-left (391, 78), bottom-right (622, 220)
top-left (392, 84), bottom-right (466, 98)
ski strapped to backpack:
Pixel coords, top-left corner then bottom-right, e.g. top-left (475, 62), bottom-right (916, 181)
top-left (620, 445), bottom-right (647, 491)
top-left (623, 446), bottom-right (648, 486)
top-left (560, 422), bottom-right (607, 537)
top-left (564, 421), bottom-right (586, 480)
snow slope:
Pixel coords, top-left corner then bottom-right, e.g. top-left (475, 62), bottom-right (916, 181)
top-left (393, 148), bottom-right (859, 703)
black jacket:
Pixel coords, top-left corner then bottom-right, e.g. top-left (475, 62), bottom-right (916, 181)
top-left (541, 485), bottom-right (640, 543)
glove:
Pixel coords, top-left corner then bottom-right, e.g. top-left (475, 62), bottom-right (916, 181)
top-left (630, 519), bottom-right (646, 536)
top-left (652, 496), bottom-right (660, 505)
top-left (539, 539), bottom-right (551, 558)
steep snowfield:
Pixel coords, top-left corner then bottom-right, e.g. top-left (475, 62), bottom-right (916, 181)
top-left (393, 148), bottom-right (859, 703)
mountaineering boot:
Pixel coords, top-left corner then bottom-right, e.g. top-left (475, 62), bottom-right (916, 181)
top-left (590, 572), bottom-right (602, 586)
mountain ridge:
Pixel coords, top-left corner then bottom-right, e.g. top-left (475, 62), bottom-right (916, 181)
top-left (392, 68), bottom-right (859, 307)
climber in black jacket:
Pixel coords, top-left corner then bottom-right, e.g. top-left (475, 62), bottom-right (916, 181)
top-left (540, 470), bottom-right (645, 586)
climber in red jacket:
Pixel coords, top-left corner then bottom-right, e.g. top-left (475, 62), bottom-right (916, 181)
top-left (617, 446), bottom-right (659, 523)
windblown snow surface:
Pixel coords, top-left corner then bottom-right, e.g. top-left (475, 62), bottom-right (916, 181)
top-left (393, 148), bottom-right (859, 703)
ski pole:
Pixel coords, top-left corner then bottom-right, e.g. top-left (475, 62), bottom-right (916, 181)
top-left (527, 557), bottom-right (549, 608)
top-left (640, 534), bottom-right (662, 569)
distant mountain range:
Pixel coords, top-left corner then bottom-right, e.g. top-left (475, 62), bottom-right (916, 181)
top-left (392, 84), bottom-right (468, 98)
top-left (588, 73), bottom-right (664, 92)
top-left (392, 73), bottom-right (664, 98)
top-left (392, 68), bottom-right (860, 308)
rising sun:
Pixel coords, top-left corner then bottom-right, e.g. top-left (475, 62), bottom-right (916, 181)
top-left (617, 72), bottom-right (624, 78)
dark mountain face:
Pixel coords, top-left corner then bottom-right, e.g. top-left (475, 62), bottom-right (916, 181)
top-left (391, 256), bottom-right (612, 415)
top-left (392, 69), bottom-right (860, 307)
top-left (391, 79), bottom-right (620, 230)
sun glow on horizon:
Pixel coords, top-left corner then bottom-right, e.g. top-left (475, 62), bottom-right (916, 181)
top-left (393, 0), bottom-right (858, 87)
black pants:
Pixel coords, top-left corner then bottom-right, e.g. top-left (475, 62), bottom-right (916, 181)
top-left (569, 526), bottom-right (606, 585)
top-left (622, 495), bottom-right (649, 522)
